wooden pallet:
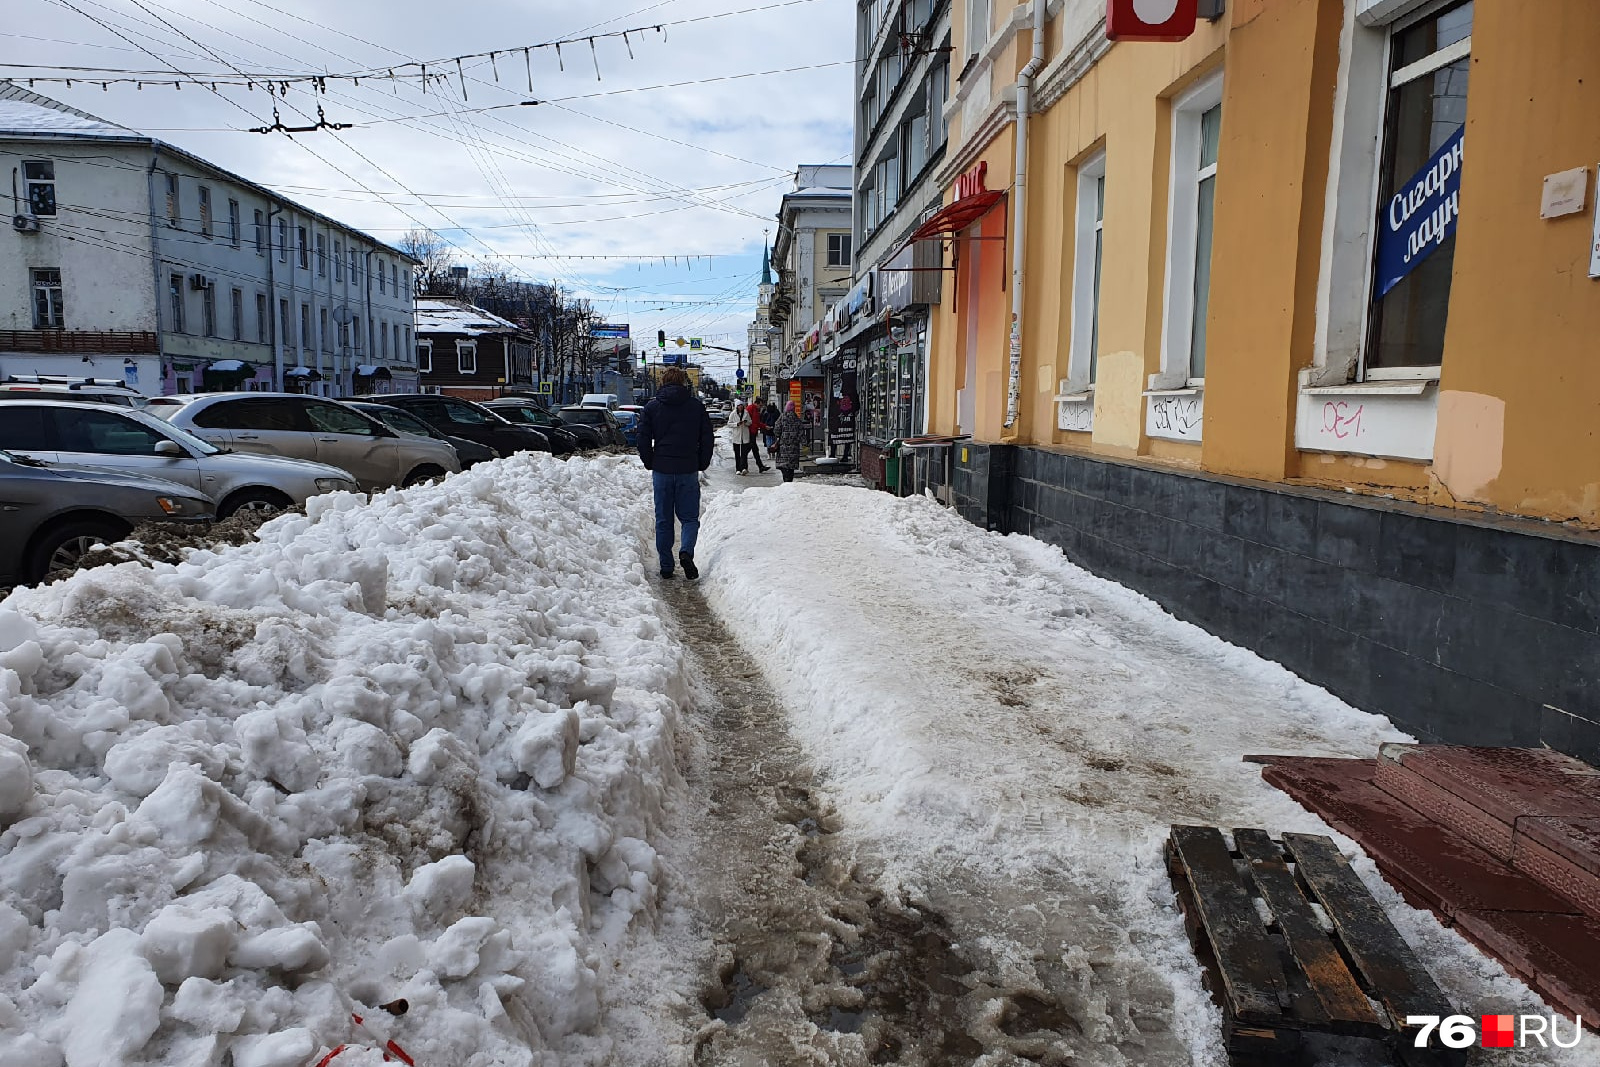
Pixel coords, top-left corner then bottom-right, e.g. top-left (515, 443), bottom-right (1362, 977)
top-left (1167, 825), bottom-right (1465, 1067)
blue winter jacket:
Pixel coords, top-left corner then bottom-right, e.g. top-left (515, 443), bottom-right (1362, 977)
top-left (638, 384), bottom-right (714, 474)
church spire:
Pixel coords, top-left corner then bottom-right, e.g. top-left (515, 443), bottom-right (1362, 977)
top-left (760, 242), bottom-right (772, 286)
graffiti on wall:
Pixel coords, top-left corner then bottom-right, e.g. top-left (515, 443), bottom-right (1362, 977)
top-left (1146, 392), bottom-right (1204, 442)
top-left (1057, 400), bottom-right (1094, 433)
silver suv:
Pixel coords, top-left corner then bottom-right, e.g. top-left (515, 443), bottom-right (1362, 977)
top-left (0, 400), bottom-right (360, 517)
top-left (150, 393), bottom-right (461, 492)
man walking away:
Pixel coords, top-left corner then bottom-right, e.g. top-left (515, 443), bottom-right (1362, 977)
top-left (638, 368), bottom-right (714, 579)
top-left (762, 399), bottom-right (780, 453)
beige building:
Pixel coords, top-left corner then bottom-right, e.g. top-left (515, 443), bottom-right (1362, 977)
top-left (767, 165), bottom-right (853, 375)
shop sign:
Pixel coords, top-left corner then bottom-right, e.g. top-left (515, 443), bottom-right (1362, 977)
top-left (789, 380), bottom-right (803, 410)
top-left (879, 241), bottom-right (943, 311)
top-left (1107, 0), bottom-right (1198, 41)
top-left (591, 323), bottom-right (630, 338)
top-left (1375, 125), bottom-right (1463, 298)
top-left (955, 161), bottom-right (988, 201)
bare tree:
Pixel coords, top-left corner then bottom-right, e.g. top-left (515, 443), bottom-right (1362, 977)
top-left (398, 228), bottom-right (456, 295)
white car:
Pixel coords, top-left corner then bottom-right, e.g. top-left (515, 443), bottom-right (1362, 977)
top-left (0, 399), bottom-right (360, 517)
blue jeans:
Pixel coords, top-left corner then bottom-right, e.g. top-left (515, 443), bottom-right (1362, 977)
top-left (652, 471), bottom-right (701, 572)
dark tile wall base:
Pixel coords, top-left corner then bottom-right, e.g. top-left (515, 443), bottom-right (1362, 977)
top-left (975, 447), bottom-right (1600, 757)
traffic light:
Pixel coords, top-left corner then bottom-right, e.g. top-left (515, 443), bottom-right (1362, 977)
top-left (657, 329), bottom-right (666, 349)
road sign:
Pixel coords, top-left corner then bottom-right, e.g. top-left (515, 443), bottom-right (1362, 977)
top-left (689, 338), bottom-right (703, 351)
top-left (592, 324), bottom-right (630, 338)
top-left (538, 381), bottom-right (553, 394)
top-left (735, 368), bottom-right (746, 379)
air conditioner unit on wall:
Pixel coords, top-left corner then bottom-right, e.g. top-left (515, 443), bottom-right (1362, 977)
top-left (12, 215), bottom-right (41, 234)
top-left (189, 273), bottom-right (211, 290)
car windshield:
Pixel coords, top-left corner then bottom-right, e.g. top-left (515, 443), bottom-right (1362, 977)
top-left (560, 409), bottom-right (604, 424)
top-left (126, 407), bottom-right (223, 455)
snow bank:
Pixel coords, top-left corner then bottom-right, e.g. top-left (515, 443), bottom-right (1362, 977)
top-left (697, 484), bottom-right (1597, 1066)
top-left (0, 454), bottom-right (693, 1066)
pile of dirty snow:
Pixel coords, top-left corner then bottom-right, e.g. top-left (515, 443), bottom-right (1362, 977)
top-left (0, 454), bottom-right (698, 1067)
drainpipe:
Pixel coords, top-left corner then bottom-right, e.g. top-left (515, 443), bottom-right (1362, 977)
top-left (1003, 0), bottom-right (1048, 433)
top-left (146, 152), bottom-right (165, 393)
top-left (266, 204), bottom-right (282, 390)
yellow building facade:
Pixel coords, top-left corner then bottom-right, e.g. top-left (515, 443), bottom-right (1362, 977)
top-left (926, 0), bottom-right (1600, 528)
top-left (910, 0), bottom-right (1600, 758)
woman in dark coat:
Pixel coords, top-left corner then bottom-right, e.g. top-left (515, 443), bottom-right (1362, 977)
top-left (774, 401), bottom-right (805, 483)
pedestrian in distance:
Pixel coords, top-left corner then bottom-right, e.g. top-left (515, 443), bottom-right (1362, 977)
top-left (744, 400), bottom-right (769, 473)
top-left (637, 367), bottom-right (714, 579)
top-left (762, 400), bottom-right (780, 452)
top-left (774, 400), bottom-right (805, 483)
top-left (730, 400), bottom-right (757, 476)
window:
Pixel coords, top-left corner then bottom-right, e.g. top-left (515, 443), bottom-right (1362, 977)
top-left (28, 268), bottom-right (65, 328)
top-left (170, 273), bottom-right (186, 333)
top-left (393, 324), bottom-right (401, 360)
top-left (305, 400), bottom-right (378, 436)
top-left (256, 293), bottom-right (268, 344)
top-left (349, 249), bottom-right (359, 283)
top-left (316, 233), bottom-right (327, 276)
top-left (441, 397), bottom-right (489, 424)
top-left (202, 284), bottom-right (217, 338)
top-left (1367, 0), bottom-right (1472, 375)
top-left (338, 319), bottom-right (350, 350)
top-left (231, 288), bottom-right (244, 341)
top-left (378, 260), bottom-right (387, 294)
top-left (1069, 152), bottom-right (1107, 388)
top-left (965, 0), bottom-right (989, 60)
top-left (320, 307), bottom-right (331, 352)
top-left (279, 298), bottom-right (291, 348)
top-left (198, 186), bottom-right (213, 237)
top-left (457, 341), bottom-right (477, 373)
top-left (404, 326), bottom-right (412, 361)
top-left (381, 322), bottom-right (390, 361)
top-left (1160, 73), bottom-right (1224, 386)
top-left (827, 233), bottom-right (852, 268)
top-left (51, 409), bottom-right (167, 455)
top-left (297, 226), bottom-right (309, 269)
top-left (23, 161), bottom-right (56, 216)
top-left (0, 408), bottom-right (48, 450)
top-left (418, 341), bottom-right (433, 372)
top-left (278, 219), bottom-right (289, 263)
top-left (300, 304), bottom-right (313, 350)
top-left (166, 173), bottom-right (180, 227)
top-left (254, 209), bottom-right (266, 254)
top-left (228, 199), bottom-right (241, 246)
top-left (192, 397), bottom-right (303, 431)
top-left (334, 240), bottom-right (344, 280)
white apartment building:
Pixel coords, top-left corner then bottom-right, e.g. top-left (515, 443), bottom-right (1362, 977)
top-left (0, 83), bottom-right (417, 396)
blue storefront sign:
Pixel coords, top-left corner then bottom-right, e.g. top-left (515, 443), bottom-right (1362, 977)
top-left (1375, 125), bottom-right (1464, 298)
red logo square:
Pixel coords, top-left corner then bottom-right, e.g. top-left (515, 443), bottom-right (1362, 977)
top-left (1481, 1014), bottom-right (1516, 1049)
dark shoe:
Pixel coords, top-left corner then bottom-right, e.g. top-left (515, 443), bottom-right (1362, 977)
top-left (679, 551), bottom-right (699, 580)
top-left (659, 568), bottom-right (674, 579)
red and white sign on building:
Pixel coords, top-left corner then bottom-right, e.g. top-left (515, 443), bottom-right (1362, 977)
top-left (1106, 0), bottom-right (1198, 41)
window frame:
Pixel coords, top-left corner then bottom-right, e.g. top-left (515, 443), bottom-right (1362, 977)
top-left (457, 341), bottom-right (477, 374)
top-left (418, 341), bottom-right (433, 373)
top-left (231, 288), bottom-right (244, 342)
top-left (316, 232), bottom-right (327, 277)
top-left (170, 272), bottom-right (186, 333)
top-left (254, 209), bottom-right (266, 254)
top-left (297, 226), bottom-right (310, 270)
top-left (198, 185), bottom-right (213, 238)
top-left (228, 198), bottom-right (241, 247)
top-left (827, 233), bottom-right (853, 268)
top-left (278, 219), bottom-right (289, 263)
top-left (165, 172), bottom-right (180, 228)
top-left (256, 292), bottom-right (268, 344)
top-left (22, 160), bottom-right (56, 217)
top-left (1361, 0), bottom-right (1472, 382)
top-left (201, 283), bottom-right (217, 338)
top-left (31, 268), bottom-right (64, 329)
top-left (1158, 70), bottom-right (1225, 391)
top-left (1068, 150), bottom-right (1107, 391)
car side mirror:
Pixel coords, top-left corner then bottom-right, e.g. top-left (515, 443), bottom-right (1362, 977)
top-left (153, 439), bottom-right (184, 457)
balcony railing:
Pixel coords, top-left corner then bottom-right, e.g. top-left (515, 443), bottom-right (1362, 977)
top-left (0, 330), bottom-right (159, 355)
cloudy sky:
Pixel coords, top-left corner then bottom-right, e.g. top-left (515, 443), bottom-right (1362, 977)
top-left (13, 0), bottom-right (857, 378)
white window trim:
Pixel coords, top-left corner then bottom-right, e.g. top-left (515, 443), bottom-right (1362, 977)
top-left (418, 342), bottom-right (433, 373)
top-left (1155, 70), bottom-right (1224, 393)
top-left (1067, 150), bottom-right (1106, 394)
top-left (457, 341), bottom-right (477, 374)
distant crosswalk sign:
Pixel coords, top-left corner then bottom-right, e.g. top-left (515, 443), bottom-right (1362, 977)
top-left (538, 381), bottom-right (553, 394)
top-left (689, 338), bottom-right (702, 351)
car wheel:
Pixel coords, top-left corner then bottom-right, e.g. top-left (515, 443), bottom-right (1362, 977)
top-left (220, 489), bottom-right (292, 519)
top-left (403, 465), bottom-right (446, 487)
top-left (27, 519), bottom-right (129, 583)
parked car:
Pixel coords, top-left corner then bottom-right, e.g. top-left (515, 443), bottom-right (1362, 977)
top-left (479, 399), bottom-right (584, 454)
top-left (704, 403), bottom-right (730, 428)
top-left (557, 405), bottom-right (627, 448)
top-left (0, 448), bottom-right (213, 586)
top-left (351, 394), bottom-right (551, 457)
top-left (149, 393), bottom-right (461, 492)
top-left (0, 376), bottom-right (146, 407)
top-left (343, 401), bottom-right (498, 468)
top-left (610, 409), bottom-right (640, 449)
top-left (0, 400), bottom-right (361, 518)
top-left (579, 393), bottom-right (619, 409)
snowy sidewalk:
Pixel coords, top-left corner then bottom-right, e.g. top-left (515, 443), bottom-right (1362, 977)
top-left (694, 482), bottom-right (1600, 1066)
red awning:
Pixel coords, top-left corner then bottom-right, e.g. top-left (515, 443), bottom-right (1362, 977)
top-left (903, 189), bottom-right (1006, 245)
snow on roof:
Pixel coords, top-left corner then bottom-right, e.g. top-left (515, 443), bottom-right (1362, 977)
top-left (416, 298), bottom-right (521, 337)
top-left (0, 83), bottom-right (137, 137)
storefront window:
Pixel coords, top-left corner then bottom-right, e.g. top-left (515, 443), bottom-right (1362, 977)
top-left (1367, 1), bottom-right (1471, 373)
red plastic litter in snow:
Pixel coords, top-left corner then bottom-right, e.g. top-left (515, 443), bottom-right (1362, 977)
top-left (385, 1039), bottom-right (417, 1066)
top-left (1481, 1014), bottom-right (1515, 1048)
top-left (313, 1045), bottom-right (350, 1067)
